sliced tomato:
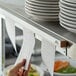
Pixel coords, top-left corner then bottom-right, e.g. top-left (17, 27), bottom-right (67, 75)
top-left (54, 60), bottom-right (69, 72)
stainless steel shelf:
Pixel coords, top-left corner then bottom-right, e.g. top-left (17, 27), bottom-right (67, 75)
top-left (0, 2), bottom-right (76, 43)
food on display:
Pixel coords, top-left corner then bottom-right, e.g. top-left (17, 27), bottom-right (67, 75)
top-left (28, 65), bottom-right (39, 76)
top-left (5, 64), bottom-right (40, 76)
top-left (54, 60), bottom-right (76, 73)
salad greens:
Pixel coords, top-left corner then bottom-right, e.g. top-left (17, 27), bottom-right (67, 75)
top-left (57, 65), bottom-right (76, 74)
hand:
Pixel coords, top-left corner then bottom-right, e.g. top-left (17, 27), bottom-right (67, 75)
top-left (8, 59), bottom-right (29, 76)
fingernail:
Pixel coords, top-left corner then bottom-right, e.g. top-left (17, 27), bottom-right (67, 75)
top-left (22, 59), bottom-right (26, 65)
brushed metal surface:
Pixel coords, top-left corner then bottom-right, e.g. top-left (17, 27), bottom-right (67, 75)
top-left (0, 2), bottom-right (76, 44)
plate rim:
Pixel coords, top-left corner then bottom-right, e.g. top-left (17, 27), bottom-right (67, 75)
top-left (60, 0), bottom-right (76, 6)
top-left (60, 22), bottom-right (76, 33)
top-left (60, 18), bottom-right (76, 29)
top-left (4, 64), bottom-right (44, 76)
top-left (60, 13), bottom-right (76, 25)
top-left (25, 8), bottom-right (59, 16)
top-left (27, 0), bottom-right (59, 4)
top-left (64, 0), bottom-right (76, 4)
top-left (59, 2), bottom-right (76, 11)
top-left (54, 56), bottom-right (76, 75)
top-left (25, 0), bottom-right (59, 7)
top-left (25, 3), bottom-right (59, 10)
top-left (25, 6), bottom-right (59, 13)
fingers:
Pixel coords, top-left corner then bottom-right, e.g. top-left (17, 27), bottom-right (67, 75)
top-left (12, 59), bottom-right (26, 72)
top-left (23, 63), bottom-right (31, 76)
top-left (23, 71), bottom-right (28, 76)
top-left (18, 69), bottom-right (28, 76)
top-left (8, 59), bottom-right (31, 76)
top-left (27, 63), bottom-right (31, 72)
top-left (18, 68), bottom-right (24, 76)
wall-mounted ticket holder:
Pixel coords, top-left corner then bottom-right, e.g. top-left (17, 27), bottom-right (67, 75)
top-left (0, 14), bottom-right (5, 76)
top-left (41, 38), bottom-right (55, 76)
top-left (5, 18), bottom-right (17, 54)
top-left (15, 27), bottom-right (35, 70)
top-left (5, 16), bottom-right (35, 70)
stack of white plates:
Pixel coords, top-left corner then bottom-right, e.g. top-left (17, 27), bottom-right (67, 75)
top-left (25, 0), bottom-right (59, 21)
top-left (59, 0), bottom-right (76, 33)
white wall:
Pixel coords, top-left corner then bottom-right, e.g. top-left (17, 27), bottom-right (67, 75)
top-left (0, 0), bottom-right (25, 6)
top-left (0, 0), bottom-right (25, 46)
top-left (0, 1), bottom-right (24, 38)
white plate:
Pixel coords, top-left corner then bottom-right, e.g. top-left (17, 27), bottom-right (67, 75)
top-left (60, 13), bottom-right (76, 26)
top-left (30, 17), bottom-right (59, 21)
top-left (59, 6), bottom-right (76, 15)
top-left (26, 0), bottom-right (59, 5)
top-left (26, 0), bottom-right (59, 7)
top-left (60, 21), bottom-right (76, 33)
top-left (29, 0), bottom-right (59, 3)
top-left (54, 56), bottom-right (76, 76)
top-left (25, 12), bottom-right (59, 21)
top-left (26, 12), bottom-right (59, 19)
top-left (4, 64), bottom-right (44, 76)
top-left (60, 0), bottom-right (76, 8)
top-left (25, 5), bottom-right (59, 13)
top-left (60, 12), bottom-right (76, 21)
top-left (25, 7), bottom-right (59, 16)
top-left (32, 0), bottom-right (59, 1)
top-left (59, 1), bottom-right (76, 11)
top-left (27, 0), bottom-right (59, 5)
top-left (25, 8), bottom-right (59, 16)
top-left (60, 0), bottom-right (76, 7)
top-left (25, 2), bottom-right (59, 10)
top-left (59, 15), bottom-right (76, 28)
top-left (60, 10), bottom-right (76, 18)
top-left (60, 18), bottom-right (76, 28)
top-left (64, 0), bottom-right (76, 4)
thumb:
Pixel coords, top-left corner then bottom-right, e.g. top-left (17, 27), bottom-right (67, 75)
top-left (12, 59), bottom-right (26, 72)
